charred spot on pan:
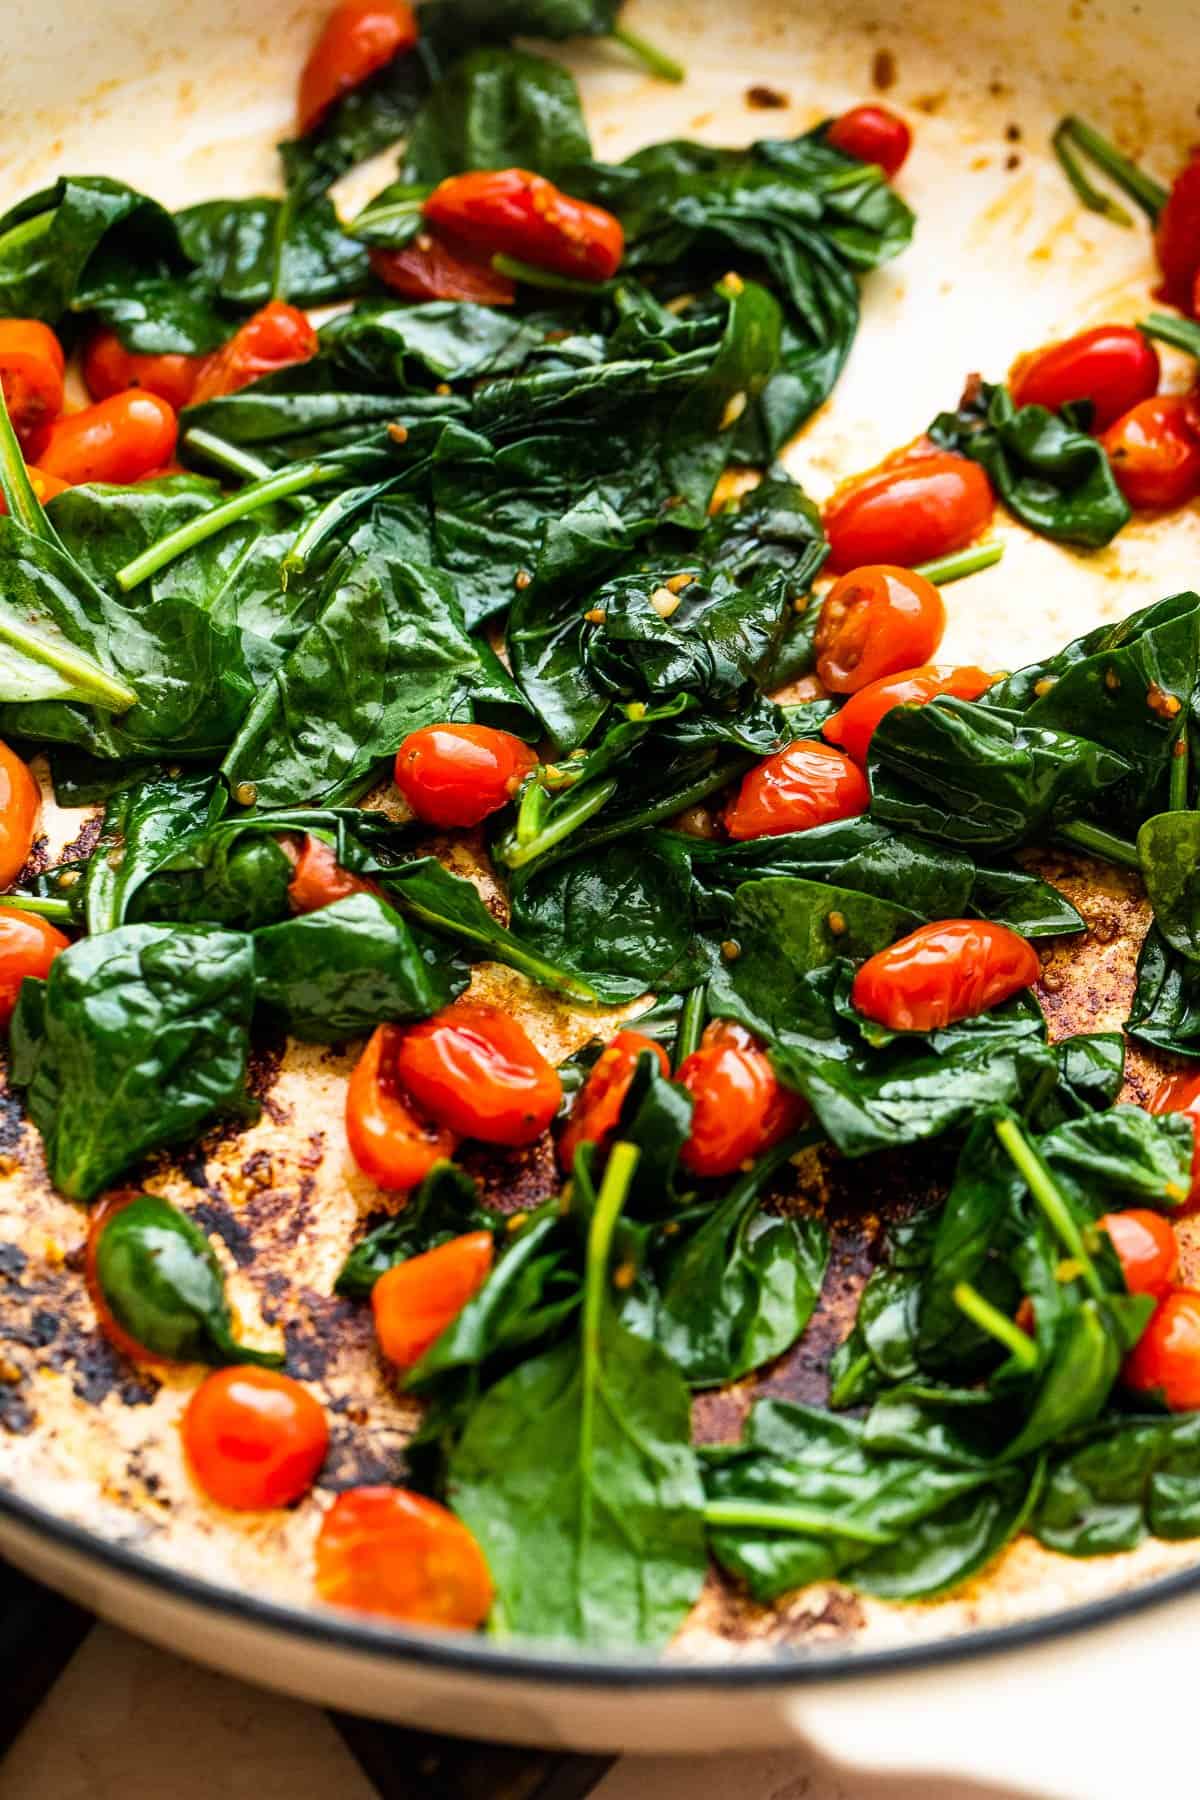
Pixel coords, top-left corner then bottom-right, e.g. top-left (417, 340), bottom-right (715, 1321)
top-left (458, 1134), bottom-right (558, 1214)
top-left (0, 1242), bottom-right (29, 1282)
top-left (0, 1387), bottom-right (35, 1434)
top-left (190, 1197), bottom-right (256, 1270)
top-left (871, 47), bottom-right (897, 89)
top-left (282, 1289), bottom-right (371, 1381)
top-left (745, 83), bottom-right (788, 109)
top-left (66, 1329), bottom-right (158, 1407)
top-left (318, 1424), bottom-right (410, 1492)
top-left (57, 810), bottom-right (104, 865)
top-left (0, 1088), bottom-right (27, 1158)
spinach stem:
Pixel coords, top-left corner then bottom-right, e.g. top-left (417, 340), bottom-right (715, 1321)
top-left (0, 610), bottom-right (138, 712)
top-left (582, 1141), bottom-right (641, 1510)
top-left (181, 428), bottom-right (277, 486)
top-left (674, 983), bottom-right (707, 1068)
top-left (0, 893), bottom-right (74, 921)
top-left (281, 481), bottom-right (390, 584)
top-left (913, 540), bottom-right (1004, 585)
top-left (1140, 312), bottom-right (1200, 361)
top-left (497, 777), bottom-right (619, 870)
top-left (1054, 819), bottom-right (1141, 870)
top-left (953, 1279), bottom-right (1039, 1370)
top-left (1053, 116), bottom-right (1167, 223)
top-left (349, 196), bottom-right (426, 241)
top-left (1171, 733), bottom-right (1190, 812)
top-left (491, 254), bottom-right (610, 296)
top-left (515, 777), bottom-right (550, 848)
top-left (994, 1115), bottom-right (1104, 1301)
top-left (701, 1499), bottom-right (893, 1543)
top-left (608, 24), bottom-right (685, 82)
top-left (1051, 122), bottom-right (1135, 227)
top-left (0, 380), bottom-right (57, 545)
top-left (115, 461), bottom-right (336, 591)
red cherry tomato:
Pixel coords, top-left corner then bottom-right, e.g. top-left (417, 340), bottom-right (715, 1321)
top-left (372, 1231), bottom-right (494, 1368)
top-left (852, 919), bottom-right (1040, 1032)
top-left (182, 1366), bottom-right (328, 1510)
top-left (1099, 1210), bottom-right (1179, 1299)
top-left (823, 453), bottom-right (994, 572)
top-left (424, 169), bottom-right (624, 283)
top-left (822, 664), bottom-right (996, 764)
top-left (315, 1485), bottom-right (493, 1626)
top-left (370, 238), bottom-right (516, 307)
top-left (1009, 325), bottom-right (1161, 433)
top-left (190, 302), bottom-right (319, 406)
top-left (394, 723), bottom-right (538, 829)
top-left (298, 0), bottom-right (419, 135)
top-left (0, 320), bottom-right (64, 451)
top-left (1155, 156), bottom-right (1200, 314)
top-left (0, 467), bottom-right (70, 515)
top-left (723, 739), bottom-right (869, 840)
top-left (558, 1031), bottom-right (671, 1170)
top-left (0, 740), bottom-right (41, 889)
top-left (677, 1020), bottom-right (807, 1178)
top-left (814, 564), bottom-right (946, 694)
top-left (394, 1001), bottom-right (562, 1148)
top-left (1101, 395), bottom-right (1200, 510)
top-left (346, 1024), bottom-right (458, 1191)
top-left (283, 833), bottom-right (379, 914)
top-left (1123, 1289), bottom-right (1200, 1410)
top-left (0, 907), bottom-right (68, 1029)
top-left (37, 391), bottom-right (178, 487)
top-left (83, 328), bottom-right (203, 412)
top-left (1149, 1070), bottom-right (1200, 1204)
top-left (826, 105), bottom-right (912, 179)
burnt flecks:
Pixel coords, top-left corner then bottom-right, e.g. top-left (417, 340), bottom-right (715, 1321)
top-left (56, 811), bottom-right (105, 867)
top-left (0, 1242), bottom-right (29, 1282)
top-left (0, 1386), bottom-right (34, 1434)
top-left (746, 84), bottom-right (788, 108)
top-left (319, 1423), bottom-right (410, 1492)
top-left (459, 1134), bottom-right (558, 1215)
top-left (0, 1086), bottom-right (27, 1158)
top-left (282, 1288), bottom-right (373, 1382)
top-left (190, 1196), bottom-right (256, 1270)
top-left (63, 1328), bottom-right (158, 1408)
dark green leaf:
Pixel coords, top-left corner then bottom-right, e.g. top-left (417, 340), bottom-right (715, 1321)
top-left (335, 1162), bottom-right (493, 1298)
top-left (403, 48), bottom-right (591, 183)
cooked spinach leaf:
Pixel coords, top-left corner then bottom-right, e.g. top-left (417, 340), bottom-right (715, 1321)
top-left (402, 48), bottom-right (592, 183)
top-left (1035, 1413), bottom-right (1200, 1555)
top-left (336, 1162), bottom-right (495, 1298)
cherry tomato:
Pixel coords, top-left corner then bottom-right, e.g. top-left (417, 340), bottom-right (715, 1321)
top-left (1155, 155), bottom-right (1200, 314)
top-left (1099, 1210), bottom-right (1179, 1299)
top-left (826, 104), bottom-right (912, 179)
top-left (182, 1366), bottom-right (328, 1510)
top-left (283, 833), bottom-right (378, 914)
top-left (814, 564), bottom-right (946, 694)
top-left (0, 740), bottom-right (40, 889)
top-left (0, 320), bottom-right (64, 451)
top-left (1009, 325), bottom-right (1161, 432)
top-left (24, 467), bottom-right (70, 507)
top-left (346, 1024), bottom-right (458, 1191)
top-left (823, 453), bottom-right (994, 572)
top-left (83, 328), bottom-right (204, 413)
top-left (723, 739), bottom-right (869, 840)
top-left (190, 302), bottom-right (319, 406)
top-left (393, 723), bottom-right (537, 829)
top-left (822, 665), bottom-right (995, 764)
top-left (394, 1001), bottom-right (562, 1147)
top-left (37, 392), bottom-right (178, 487)
top-left (852, 919), bottom-right (1040, 1032)
top-left (558, 1031), bottom-right (671, 1170)
top-left (315, 1485), bottom-right (493, 1627)
top-left (1101, 395), bottom-right (1200, 510)
top-left (677, 1020), bottom-right (807, 1178)
top-left (372, 1230), bottom-right (494, 1368)
top-left (370, 238), bottom-right (516, 307)
top-left (0, 907), bottom-right (68, 1029)
top-left (298, 0), bottom-right (419, 134)
top-left (1123, 1289), bottom-right (1200, 1410)
top-left (1149, 1069), bottom-right (1200, 1204)
top-left (424, 169), bottom-right (624, 283)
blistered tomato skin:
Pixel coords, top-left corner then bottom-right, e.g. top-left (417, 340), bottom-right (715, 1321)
top-left (823, 453), bottom-right (994, 571)
top-left (1102, 395), bottom-right (1200, 510)
top-left (815, 565), bottom-right (946, 694)
top-left (284, 833), bottom-right (378, 914)
top-left (822, 665), bottom-right (995, 764)
top-left (0, 740), bottom-right (41, 889)
top-left (370, 240), bottom-right (516, 306)
top-left (190, 302), bottom-right (319, 405)
top-left (38, 392), bottom-right (178, 486)
top-left (1123, 1289), bottom-right (1200, 1410)
top-left (1150, 1069), bottom-right (1200, 1203)
top-left (315, 1485), bottom-right (494, 1627)
top-left (724, 740), bottom-right (869, 840)
top-left (677, 1020), bottom-right (807, 1178)
top-left (394, 1001), bottom-right (562, 1147)
top-left (826, 105), bottom-right (912, 178)
top-left (182, 1367), bottom-right (329, 1510)
top-left (0, 909), bottom-right (68, 1029)
top-left (298, 0), bottom-right (418, 134)
top-left (83, 329), bottom-right (204, 412)
top-left (852, 920), bottom-right (1041, 1032)
top-left (424, 169), bottom-right (625, 282)
top-left (345, 1025), bottom-right (458, 1191)
top-left (1099, 1211), bottom-right (1180, 1299)
top-left (558, 1031), bottom-right (671, 1169)
top-left (372, 1231), bottom-right (495, 1369)
top-left (1155, 156), bottom-right (1200, 314)
top-left (394, 723), bottom-right (538, 829)
top-left (0, 319), bottom-right (64, 449)
top-left (1009, 326), bottom-right (1161, 432)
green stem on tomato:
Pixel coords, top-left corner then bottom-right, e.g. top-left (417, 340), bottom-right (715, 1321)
top-left (491, 254), bottom-right (611, 296)
top-left (608, 23), bottom-right (685, 83)
top-left (1140, 312), bottom-right (1200, 361)
top-left (1171, 732), bottom-right (1190, 812)
top-left (0, 893), bottom-right (74, 921)
top-left (913, 540), bottom-right (1005, 586)
top-left (953, 1279), bottom-right (1039, 1370)
top-left (674, 983), bottom-right (707, 1068)
top-left (995, 1114), bottom-right (1104, 1301)
top-left (496, 777), bottom-right (620, 870)
top-left (1054, 819), bottom-right (1141, 870)
top-left (701, 1498), bottom-right (893, 1542)
top-left (115, 461), bottom-right (337, 591)
top-left (1053, 116), bottom-right (1168, 225)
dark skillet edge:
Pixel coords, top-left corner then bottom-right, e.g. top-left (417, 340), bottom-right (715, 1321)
top-left (0, 1477), bottom-right (1196, 1692)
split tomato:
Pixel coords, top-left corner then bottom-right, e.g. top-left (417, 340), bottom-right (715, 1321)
top-left (677, 1020), bottom-right (806, 1177)
top-left (814, 564), bottom-right (946, 694)
top-left (852, 919), bottom-right (1040, 1031)
top-left (424, 169), bottom-right (624, 282)
top-left (345, 1024), bottom-right (458, 1191)
top-left (283, 833), bottom-right (378, 914)
top-left (372, 1231), bottom-right (494, 1369)
top-left (1099, 1210), bottom-right (1179, 1299)
top-left (370, 239), bottom-right (516, 306)
top-left (190, 302), bottom-right (319, 405)
top-left (723, 739), bottom-right (869, 839)
top-left (315, 1485), bottom-right (494, 1626)
top-left (393, 1001), bottom-right (561, 1148)
top-left (558, 1031), bottom-right (671, 1169)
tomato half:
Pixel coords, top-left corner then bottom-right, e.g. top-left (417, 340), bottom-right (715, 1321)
top-left (1123, 1289), bottom-right (1200, 1410)
top-left (851, 919), bottom-right (1040, 1031)
top-left (0, 319), bottom-right (64, 450)
top-left (723, 739), bottom-right (869, 840)
top-left (372, 1231), bottom-right (494, 1368)
top-left (826, 104), bottom-right (912, 178)
top-left (83, 328), bottom-right (203, 412)
top-left (424, 169), bottom-right (625, 283)
top-left (315, 1485), bottom-right (494, 1627)
top-left (677, 1020), bottom-right (807, 1177)
top-left (822, 664), bottom-right (995, 764)
top-left (183, 1366), bottom-right (329, 1509)
top-left (1155, 156), bottom-right (1200, 314)
top-left (1149, 1070), bottom-right (1200, 1204)
top-left (394, 723), bottom-right (538, 829)
top-left (370, 239), bottom-right (517, 307)
top-left (0, 907), bottom-right (67, 1029)
top-left (814, 564), bottom-right (946, 694)
top-left (345, 1024), bottom-right (458, 1190)
top-left (190, 302), bottom-right (319, 405)
top-left (284, 833), bottom-right (378, 914)
top-left (394, 1001), bottom-right (562, 1147)
top-left (298, 0), bottom-right (419, 134)
top-left (0, 740), bottom-right (41, 889)
top-left (1102, 395), bottom-right (1200, 510)
top-left (1099, 1210), bottom-right (1179, 1298)
top-left (1010, 325), bottom-right (1161, 432)
top-left (38, 391), bottom-right (178, 486)
top-left (823, 453), bottom-right (994, 571)
top-left (558, 1031), bottom-right (671, 1170)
